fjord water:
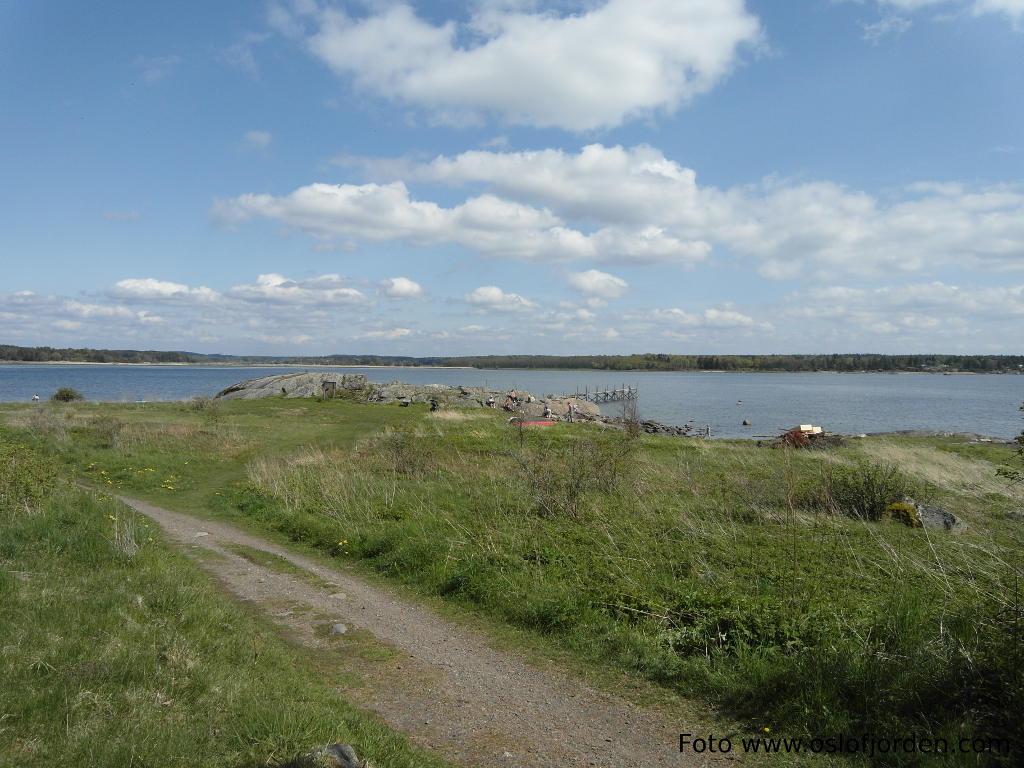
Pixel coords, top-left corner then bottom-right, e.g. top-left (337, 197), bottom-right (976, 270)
top-left (1, 364), bottom-right (1021, 439)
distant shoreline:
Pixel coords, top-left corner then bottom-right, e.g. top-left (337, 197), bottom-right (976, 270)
top-left (0, 361), bottom-right (475, 370)
top-left (0, 361), bottom-right (1013, 374)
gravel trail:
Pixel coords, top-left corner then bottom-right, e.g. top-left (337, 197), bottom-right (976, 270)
top-left (117, 494), bottom-right (734, 768)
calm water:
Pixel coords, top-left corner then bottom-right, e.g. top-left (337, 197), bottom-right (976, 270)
top-left (2, 364), bottom-right (1022, 439)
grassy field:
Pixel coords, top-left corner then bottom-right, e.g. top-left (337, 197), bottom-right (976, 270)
top-left (3, 395), bottom-right (1023, 766)
top-left (0, 429), bottom-right (450, 768)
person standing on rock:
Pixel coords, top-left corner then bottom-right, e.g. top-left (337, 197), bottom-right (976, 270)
top-left (567, 401), bottom-right (575, 423)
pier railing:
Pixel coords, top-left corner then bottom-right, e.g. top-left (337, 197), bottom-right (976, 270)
top-left (569, 385), bottom-right (638, 404)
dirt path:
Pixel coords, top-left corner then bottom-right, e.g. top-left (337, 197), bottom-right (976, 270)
top-left (117, 494), bottom-right (733, 768)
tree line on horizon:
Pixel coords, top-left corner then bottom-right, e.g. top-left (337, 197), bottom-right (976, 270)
top-left (3, 344), bottom-right (1023, 373)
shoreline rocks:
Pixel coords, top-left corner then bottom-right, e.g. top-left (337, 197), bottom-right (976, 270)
top-left (215, 372), bottom-right (369, 400)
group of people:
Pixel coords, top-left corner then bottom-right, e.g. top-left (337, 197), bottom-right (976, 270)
top-left (484, 389), bottom-right (577, 422)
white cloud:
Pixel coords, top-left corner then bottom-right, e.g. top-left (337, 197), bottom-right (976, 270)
top-left (464, 285), bottom-right (537, 312)
top-left (282, 0), bottom-right (762, 130)
top-left (876, 0), bottom-right (1024, 23)
top-left (567, 269), bottom-right (629, 299)
top-left (379, 276), bottom-right (423, 299)
top-left (400, 144), bottom-right (1024, 277)
top-left (0, 292), bottom-right (166, 337)
top-left (251, 333), bottom-right (314, 345)
top-left (357, 327), bottom-right (413, 340)
top-left (649, 306), bottom-right (773, 331)
top-left (861, 15), bottom-right (913, 43)
top-left (110, 278), bottom-right (220, 303)
top-left (218, 145), bottom-right (1024, 274)
top-left (227, 273), bottom-right (367, 305)
top-left (213, 166), bottom-right (712, 266)
top-left (135, 55), bottom-right (180, 84)
top-left (221, 32), bottom-right (270, 73)
top-left (243, 130), bottom-right (272, 149)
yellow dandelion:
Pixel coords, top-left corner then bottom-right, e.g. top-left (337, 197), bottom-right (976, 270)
top-left (763, 727), bottom-right (771, 733)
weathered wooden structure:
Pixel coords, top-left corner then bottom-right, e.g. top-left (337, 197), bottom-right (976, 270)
top-left (569, 384), bottom-right (638, 404)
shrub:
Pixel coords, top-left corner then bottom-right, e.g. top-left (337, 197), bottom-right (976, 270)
top-left (0, 436), bottom-right (58, 513)
top-left (518, 432), bottom-right (640, 518)
top-left (806, 460), bottom-right (920, 520)
top-left (51, 386), bottom-right (84, 402)
top-left (370, 426), bottom-right (437, 476)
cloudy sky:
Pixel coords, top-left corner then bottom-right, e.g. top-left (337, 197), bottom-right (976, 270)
top-left (2, 0), bottom-right (1022, 355)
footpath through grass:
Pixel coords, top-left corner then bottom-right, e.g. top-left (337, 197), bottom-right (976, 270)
top-left (4, 397), bottom-right (1024, 766)
top-left (0, 430), bottom-right (449, 768)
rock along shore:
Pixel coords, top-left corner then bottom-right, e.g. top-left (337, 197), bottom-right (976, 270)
top-left (213, 371), bottom-right (697, 437)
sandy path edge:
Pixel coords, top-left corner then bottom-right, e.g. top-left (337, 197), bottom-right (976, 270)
top-left (115, 493), bottom-right (735, 768)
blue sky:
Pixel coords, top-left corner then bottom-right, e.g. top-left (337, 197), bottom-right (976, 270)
top-left (2, 0), bottom-right (1022, 355)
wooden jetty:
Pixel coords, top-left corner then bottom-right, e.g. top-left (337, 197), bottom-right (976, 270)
top-left (569, 384), bottom-right (638, 404)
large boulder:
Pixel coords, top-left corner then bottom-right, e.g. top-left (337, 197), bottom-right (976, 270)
top-left (294, 743), bottom-right (370, 768)
top-left (215, 372), bottom-right (369, 400)
top-left (903, 497), bottom-right (964, 532)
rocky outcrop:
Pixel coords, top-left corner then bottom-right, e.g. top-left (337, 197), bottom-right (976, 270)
top-left (294, 743), bottom-right (370, 768)
top-left (914, 502), bottom-right (964, 532)
top-left (588, 415), bottom-right (694, 437)
top-left (904, 497), bottom-right (964, 532)
top-left (215, 372), bottom-right (369, 400)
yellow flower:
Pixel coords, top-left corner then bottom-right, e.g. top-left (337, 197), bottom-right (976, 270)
top-left (763, 728), bottom-right (771, 733)
top-left (147, 537), bottom-right (154, 542)
top-left (106, 514), bottom-right (117, 520)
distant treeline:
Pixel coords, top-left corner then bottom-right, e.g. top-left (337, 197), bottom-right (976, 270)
top-left (441, 353), bottom-right (1024, 372)
top-left (0, 345), bottom-right (441, 367)
top-left (2, 345), bottom-right (1022, 372)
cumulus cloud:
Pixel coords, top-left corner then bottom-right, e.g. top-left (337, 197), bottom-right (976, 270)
top-left (403, 144), bottom-right (1024, 276)
top-left (227, 273), bottom-right (367, 304)
top-left (787, 281), bottom-right (1024, 322)
top-left (230, 143), bottom-right (1024, 277)
top-left (567, 269), bottom-right (629, 299)
top-left (110, 278), bottom-right (220, 302)
top-left (464, 285), bottom-right (537, 312)
top-left (0, 291), bottom-right (166, 339)
top-left (649, 306), bottom-right (773, 330)
top-left (212, 167), bottom-right (712, 266)
top-left (277, 0), bottom-right (761, 130)
top-left (379, 276), bottom-right (424, 299)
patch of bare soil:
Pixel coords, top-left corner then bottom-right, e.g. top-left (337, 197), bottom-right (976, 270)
top-left (117, 495), bottom-right (738, 767)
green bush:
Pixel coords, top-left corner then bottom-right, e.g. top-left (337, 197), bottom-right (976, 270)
top-left (0, 436), bottom-right (58, 513)
top-left (812, 460), bottom-right (920, 520)
top-left (50, 386), bottom-right (84, 402)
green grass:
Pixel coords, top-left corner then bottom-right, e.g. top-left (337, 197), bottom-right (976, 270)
top-left (0, 431), bottom-right (449, 768)
top-left (4, 398), bottom-right (1024, 767)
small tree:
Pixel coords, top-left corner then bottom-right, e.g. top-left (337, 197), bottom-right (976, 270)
top-left (997, 401), bottom-right (1024, 483)
top-left (51, 387), bottom-right (84, 402)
